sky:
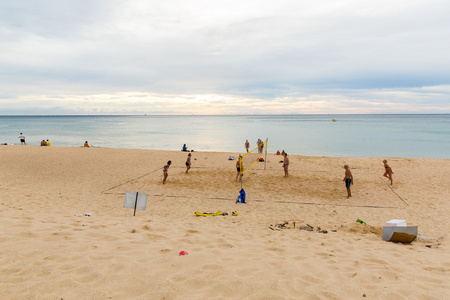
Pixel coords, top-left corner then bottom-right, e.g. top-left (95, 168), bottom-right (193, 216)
top-left (1, 0), bottom-right (449, 114)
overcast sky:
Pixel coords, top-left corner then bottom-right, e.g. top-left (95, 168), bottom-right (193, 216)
top-left (1, 0), bottom-right (449, 114)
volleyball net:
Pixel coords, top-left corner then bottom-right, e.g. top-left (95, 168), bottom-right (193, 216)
top-left (239, 139), bottom-right (268, 176)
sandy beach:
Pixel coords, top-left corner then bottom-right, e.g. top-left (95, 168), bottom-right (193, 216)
top-left (0, 146), bottom-right (449, 299)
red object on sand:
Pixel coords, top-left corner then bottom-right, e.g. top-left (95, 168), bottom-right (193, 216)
top-left (179, 251), bottom-right (188, 256)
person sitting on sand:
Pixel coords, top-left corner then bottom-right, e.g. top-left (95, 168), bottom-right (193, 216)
top-left (84, 141), bottom-right (89, 147)
top-left (276, 150), bottom-right (280, 155)
top-left (182, 144), bottom-right (188, 152)
top-left (281, 150), bottom-right (286, 156)
top-left (163, 160), bottom-right (171, 184)
top-left (41, 140), bottom-right (46, 146)
top-left (185, 153), bottom-right (192, 173)
top-left (383, 160), bottom-right (394, 185)
top-left (46, 139), bottom-right (51, 146)
top-left (343, 164), bottom-right (353, 198)
top-left (283, 152), bottom-right (289, 178)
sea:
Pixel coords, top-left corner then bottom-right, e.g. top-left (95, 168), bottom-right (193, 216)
top-left (0, 114), bottom-right (449, 159)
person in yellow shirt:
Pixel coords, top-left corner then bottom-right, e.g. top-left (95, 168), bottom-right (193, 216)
top-left (46, 139), bottom-right (51, 146)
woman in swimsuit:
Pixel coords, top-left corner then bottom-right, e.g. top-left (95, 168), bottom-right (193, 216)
top-left (185, 153), bottom-right (192, 173)
top-left (383, 160), bottom-right (394, 185)
top-left (163, 160), bottom-right (172, 184)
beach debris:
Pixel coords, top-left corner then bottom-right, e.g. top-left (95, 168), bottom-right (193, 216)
top-left (299, 224), bottom-right (314, 231)
top-left (179, 251), bottom-right (189, 256)
top-left (75, 212), bottom-right (92, 217)
top-left (425, 243), bottom-right (441, 248)
top-left (286, 219), bottom-right (303, 228)
top-left (356, 218), bottom-right (366, 224)
top-left (418, 233), bottom-right (442, 240)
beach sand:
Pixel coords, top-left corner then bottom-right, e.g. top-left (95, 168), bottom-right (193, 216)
top-left (0, 146), bottom-right (449, 299)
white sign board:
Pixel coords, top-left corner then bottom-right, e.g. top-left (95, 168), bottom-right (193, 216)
top-left (124, 191), bottom-right (148, 212)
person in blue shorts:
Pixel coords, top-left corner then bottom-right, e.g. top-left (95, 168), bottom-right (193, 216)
top-left (283, 153), bottom-right (289, 178)
top-left (343, 164), bottom-right (353, 198)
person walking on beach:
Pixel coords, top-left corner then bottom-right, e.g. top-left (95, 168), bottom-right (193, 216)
top-left (18, 133), bottom-right (26, 145)
top-left (283, 152), bottom-right (289, 178)
top-left (245, 140), bottom-right (250, 153)
top-left (185, 153), bottom-right (192, 173)
top-left (163, 161), bottom-right (172, 184)
top-left (383, 160), bottom-right (394, 185)
top-left (343, 164), bottom-right (353, 198)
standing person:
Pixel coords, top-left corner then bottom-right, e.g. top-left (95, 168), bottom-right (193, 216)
top-left (283, 153), bottom-right (289, 178)
top-left (46, 139), bottom-right (51, 146)
top-left (236, 156), bottom-right (242, 182)
top-left (257, 139), bottom-right (262, 153)
top-left (18, 133), bottom-right (26, 145)
top-left (245, 140), bottom-right (250, 153)
top-left (343, 164), bottom-right (353, 198)
top-left (185, 153), bottom-right (192, 173)
top-left (162, 161), bottom-right (172, 184)
top-left (383, 160), bottom-right (394, 185)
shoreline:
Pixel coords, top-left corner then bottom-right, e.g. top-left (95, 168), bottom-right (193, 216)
top-left (5, 144), bottom-right (450, 160)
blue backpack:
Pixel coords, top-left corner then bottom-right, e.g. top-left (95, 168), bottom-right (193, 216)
top-left (236, 189), bottom-right (246, 204)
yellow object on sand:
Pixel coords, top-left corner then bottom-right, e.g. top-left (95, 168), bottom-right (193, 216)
top-left (195, 211), bottom-right (222, 217)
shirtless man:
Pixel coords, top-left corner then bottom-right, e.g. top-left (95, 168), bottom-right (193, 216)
top-left (236, 156), bottom-right (242, 182)
top-left (163, 160), bottom-right (172, 184)
top-left (343, 164), bottom-right (353, 198)
top-left (245, 140), bottom-right (250, 153)
top-left (283, 153), bottom-right (289, 178)
top-left (383, 160), bottom-right (394, 185)
top-left (185, 153), bottom-right (192, 173)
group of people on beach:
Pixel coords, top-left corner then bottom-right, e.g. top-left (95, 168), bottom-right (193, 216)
top-left (162, 145), bottom-right (193, 184)
top-left (40, 139), bottom-right (51, 146)
top-left (343, 160), bottom-right (393, 199)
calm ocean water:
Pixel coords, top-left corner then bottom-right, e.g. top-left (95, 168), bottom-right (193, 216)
top-left (0, 115), bottom-right (449, 159)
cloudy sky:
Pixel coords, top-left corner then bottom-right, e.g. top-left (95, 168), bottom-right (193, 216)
top-left (1, 0), bottom-right (449, 114)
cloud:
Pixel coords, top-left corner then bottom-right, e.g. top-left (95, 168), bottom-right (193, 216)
top-left (1, 0), bottom-right (450, 113)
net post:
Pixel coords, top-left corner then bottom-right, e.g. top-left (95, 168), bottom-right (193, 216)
top-left (239, 155), bottom-right (243, 189)
top-left (264, 138), bottom-right (268, 170)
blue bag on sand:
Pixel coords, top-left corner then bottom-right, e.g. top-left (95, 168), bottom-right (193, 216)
top-left (236, 189), bottom-right (246, 204)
